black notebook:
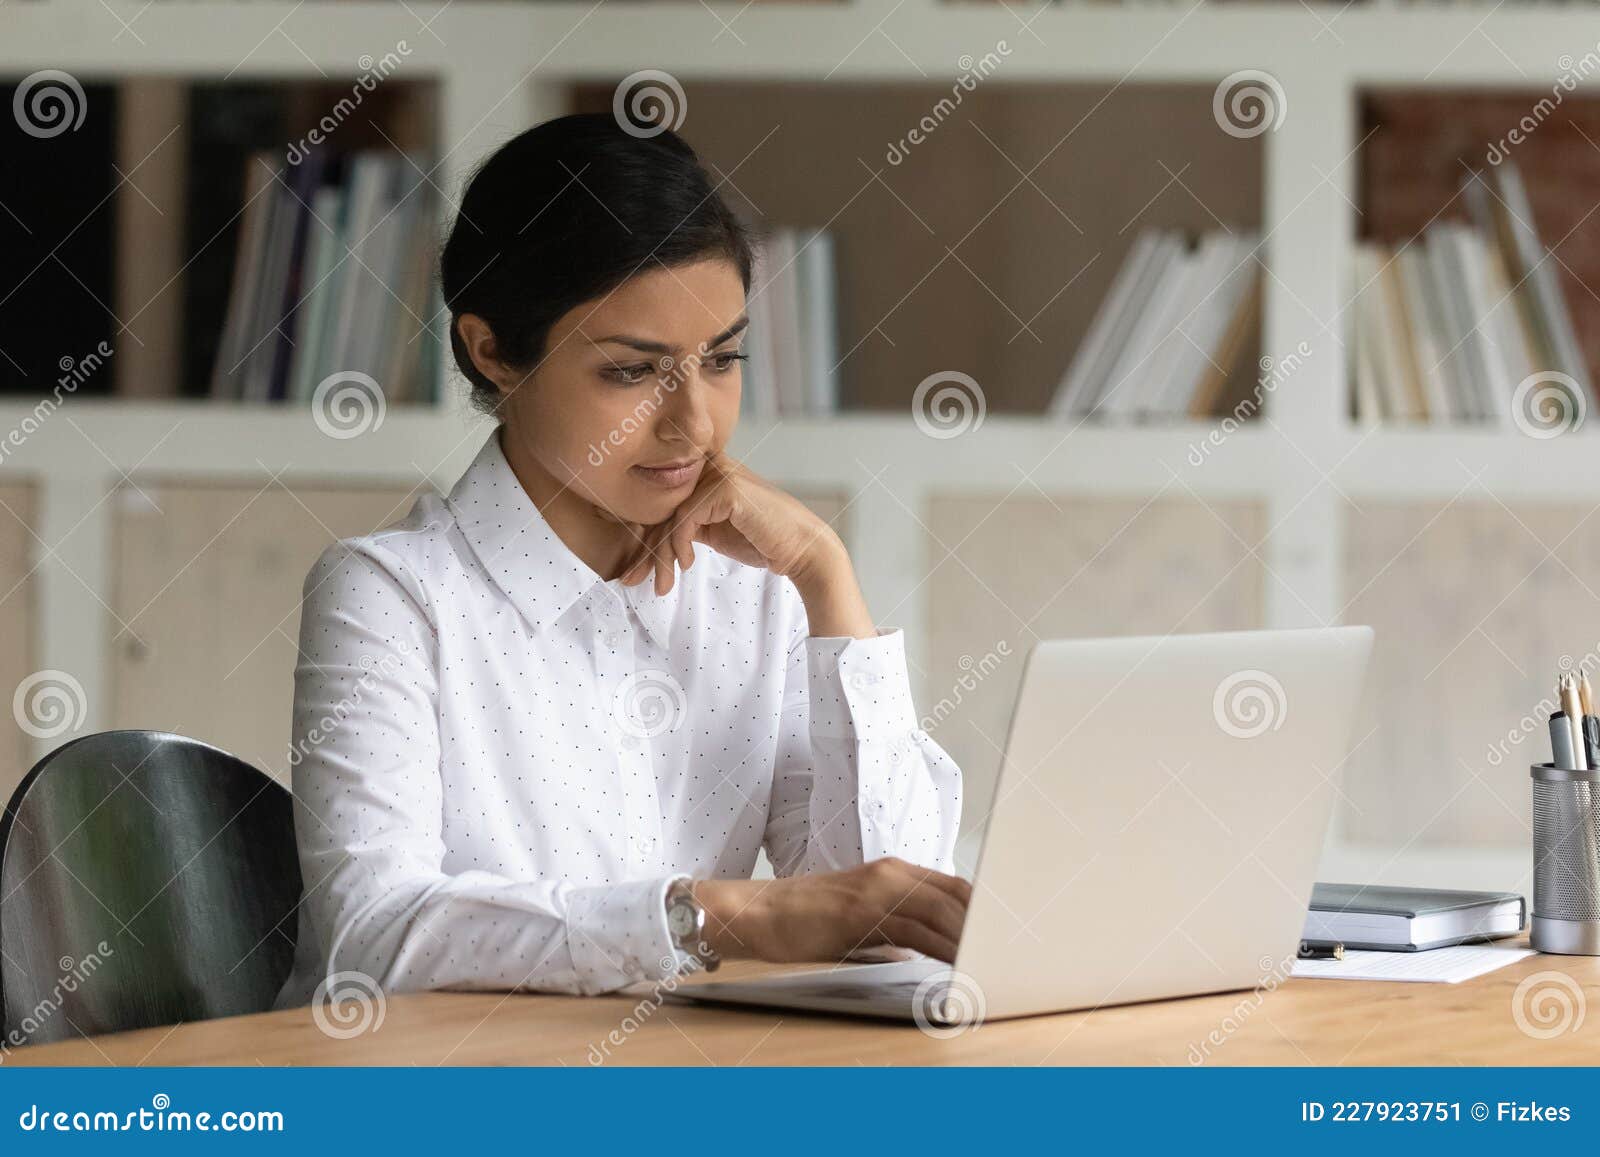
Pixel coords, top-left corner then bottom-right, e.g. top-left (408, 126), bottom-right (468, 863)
top-left (1301, 883), bottom-right (1527, 951)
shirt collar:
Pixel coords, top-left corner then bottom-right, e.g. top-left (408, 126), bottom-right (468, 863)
top-left (446, 427), bottom-right (677, 649)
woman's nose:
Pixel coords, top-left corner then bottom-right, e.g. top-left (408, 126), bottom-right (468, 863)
top-left (659, 371), bottom-right (715, 446)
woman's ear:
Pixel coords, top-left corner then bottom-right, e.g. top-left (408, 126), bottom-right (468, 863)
top-left (455, 314), bottom-right (518, 395)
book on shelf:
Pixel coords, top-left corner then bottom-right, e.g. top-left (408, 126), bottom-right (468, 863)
top-left (1349, 159), bottom-right (1591, 428)
top-left (1048, 227), bottom-right (1260, 423)
top-left (739, 226), bottom-right (841, 419)
top-left (209, 147), bottom-right (440, 406)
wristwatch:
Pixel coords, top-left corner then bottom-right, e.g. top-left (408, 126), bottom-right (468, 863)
top-left (664, 877), bottom-right (720, 973)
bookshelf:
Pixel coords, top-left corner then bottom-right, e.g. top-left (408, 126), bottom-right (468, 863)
top-left (1351, 89), bottom-right (1600, 429)
top-left (5, 1), bottom-right (1597, 890)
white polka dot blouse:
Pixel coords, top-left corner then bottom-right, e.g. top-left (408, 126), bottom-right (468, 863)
top-left (273, 427), bottom-right (962, 1006)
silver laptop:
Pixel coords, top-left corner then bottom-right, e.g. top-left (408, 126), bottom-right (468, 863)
top-left (667, 626), bottom-right (1375, 1027)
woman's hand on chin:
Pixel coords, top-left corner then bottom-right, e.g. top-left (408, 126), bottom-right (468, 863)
top-left (621, 451), bottom-right (834, 590)
top-left (691, 858), bottom-right (972, 966)
top-left (620, 451), bottom-right (876, 637)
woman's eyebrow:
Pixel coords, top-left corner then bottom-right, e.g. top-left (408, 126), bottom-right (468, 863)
top-left (591, 334), bottom-right (673, 355)
top-left (703, 315), bottom-right (750, 348)
top-left (590, 315), bottom-right (750, 355)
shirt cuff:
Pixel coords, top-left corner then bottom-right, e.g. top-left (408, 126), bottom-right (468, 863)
top-left (565, 875), bottom-right (686, 994)
top-left (806, 627), bottom-right (921, 741)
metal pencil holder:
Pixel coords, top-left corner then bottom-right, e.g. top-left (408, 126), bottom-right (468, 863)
top-left (1530, 763), bottom-right (1600, 955)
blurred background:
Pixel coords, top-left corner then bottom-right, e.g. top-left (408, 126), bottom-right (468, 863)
top-left (4, 0), bottom-right (1599, 895)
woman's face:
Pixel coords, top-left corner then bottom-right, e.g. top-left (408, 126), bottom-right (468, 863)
top-left (494, 256), bottom-right (748, 527)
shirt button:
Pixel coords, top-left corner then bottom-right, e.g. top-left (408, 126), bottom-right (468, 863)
top-left (621, 732), bottom-right (641, 748)
top-left (602, 631), bottom-right (621, 649)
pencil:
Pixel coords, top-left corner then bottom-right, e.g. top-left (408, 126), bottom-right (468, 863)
top-left (1582, 672), bottom-right (1595, 718)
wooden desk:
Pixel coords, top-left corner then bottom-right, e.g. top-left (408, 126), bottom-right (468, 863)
top-left (9, 941), bottom-right (1599, 1066)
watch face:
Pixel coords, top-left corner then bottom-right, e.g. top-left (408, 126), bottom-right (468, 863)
top-left (667, 900), bottom-right (696, 941)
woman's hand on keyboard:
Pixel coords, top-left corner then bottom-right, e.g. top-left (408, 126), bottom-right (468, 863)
top-left (693, 857), bottom-right (971, 964)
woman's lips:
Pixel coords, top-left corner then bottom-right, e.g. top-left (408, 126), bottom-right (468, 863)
top-left (630, 459), bottom-right (702, 488)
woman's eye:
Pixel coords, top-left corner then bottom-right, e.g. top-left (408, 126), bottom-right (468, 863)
top-left (606, 364), bottom-right (651, 384)
top-left (710, 352), bottom-right (747, 373)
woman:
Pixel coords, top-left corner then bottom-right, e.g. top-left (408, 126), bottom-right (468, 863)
top-left (274, 113), bottom-right (966, 1006)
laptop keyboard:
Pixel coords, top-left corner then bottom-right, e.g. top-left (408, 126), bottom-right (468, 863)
top-left (779, 979), bottom-right (927, 1002)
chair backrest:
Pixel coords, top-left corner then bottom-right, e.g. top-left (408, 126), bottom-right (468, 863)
top-left (0, 730), bottom-right (302, 1046)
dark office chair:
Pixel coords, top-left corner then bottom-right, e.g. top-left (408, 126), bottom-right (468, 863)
top-left (0, 730), bottom-right (302, 1045)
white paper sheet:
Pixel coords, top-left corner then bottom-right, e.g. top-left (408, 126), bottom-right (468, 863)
top-left (1291, 943), bottom-right (1536, 983)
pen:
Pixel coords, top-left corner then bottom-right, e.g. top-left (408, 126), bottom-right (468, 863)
top-left (1560, 674), bottom-right (1588, 770)
top-left (1297, 939), bottom-right (1344, 960)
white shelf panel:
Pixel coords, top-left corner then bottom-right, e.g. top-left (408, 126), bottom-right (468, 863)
top-left (0, 399), bottom-right (487, 482)
top-left (0, 405), bottom-right (1280, 491)
top-left (8, 407), bottom-right (1600, 502)
top-left (1335, 428), bottom-right (1600, 500)
top-left (732, 415), bottom-right (1283, 496)
top-left (7, 3), bottom-right (1599, 85)
top-left (1344, 10), bottom-right (1600, 87)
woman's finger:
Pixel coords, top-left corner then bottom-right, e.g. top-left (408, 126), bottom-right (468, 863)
top-left (908, 864), bottom-right (973, 907)
top-left (654, 506), bottom-right (691, 574)
top-left (670, 504), bottom-right (709, 573)
top-left (654, 533), bottom-right (672, 596)
top-left (894, 880), bottom-right (968, 948)
top-left (670, 516), bottom-right (696, 572)
top-left (877, 914), bottom-right (959, 964)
